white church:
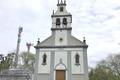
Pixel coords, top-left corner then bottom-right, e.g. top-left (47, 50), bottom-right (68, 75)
top-left (34, 0), bottom-right (89, 80)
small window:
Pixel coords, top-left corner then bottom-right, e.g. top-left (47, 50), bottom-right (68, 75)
top-left (42, 53), bottom-right (47, 65)
top-left (75, 54), bottom-right (80, 65)
top-left (56, 18), bottom-right (60, 25)
top-left (60, 7), bottom-right (63, 12)
top-left (63, 18), bottom-right (67, 25)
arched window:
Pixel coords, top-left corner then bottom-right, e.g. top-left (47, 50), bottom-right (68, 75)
top-left (56, 18), bottom-right (60, 25)
top-left (42, 53), bottom-right (47, 65)
top-left (63, 18), bottom-right (67, 25)
top-left (75, 54), bottom-right (80, 65)
top-left (60, 7), bottom-right (63, 12)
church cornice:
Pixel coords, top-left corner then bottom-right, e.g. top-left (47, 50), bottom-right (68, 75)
top-left (51, 14), bottom-right (72, 17)
top-left (57, 3), bottom-right (66, 6)
top-left (34, 45), bottom-right (88, 49)
top-left (51, 27), bottom-right (72, 30)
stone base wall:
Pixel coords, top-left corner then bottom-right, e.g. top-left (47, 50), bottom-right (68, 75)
top-left (0, 69), bottom-right (32, 80)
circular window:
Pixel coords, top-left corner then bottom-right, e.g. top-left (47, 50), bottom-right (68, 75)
top-left (59, 38), bottom-right (63, 42)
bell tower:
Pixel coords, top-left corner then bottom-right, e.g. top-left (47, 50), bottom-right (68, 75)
top-left (51, 0), bottom-right (72, 29)
top-left (51, 0), bottom-right (73, 46)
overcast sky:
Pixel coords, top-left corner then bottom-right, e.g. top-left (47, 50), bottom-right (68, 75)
top-left (0, 0), bottom-right (120, 67)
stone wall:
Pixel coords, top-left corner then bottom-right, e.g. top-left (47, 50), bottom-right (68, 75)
top-left (0, 69), bottom-right (32, 80)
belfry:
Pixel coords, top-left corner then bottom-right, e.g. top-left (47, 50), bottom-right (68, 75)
top-left (34, 0), bottom-right (89, 80)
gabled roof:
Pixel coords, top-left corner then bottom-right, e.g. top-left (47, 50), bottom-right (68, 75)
top-left (35, 35), bottom-right (88, 48)
top-left (68, 36), bottom-right (84, 46)
top-left (39, 36), bottom-right (55, 46)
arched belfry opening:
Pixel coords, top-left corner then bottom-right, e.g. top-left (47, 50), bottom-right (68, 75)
top-left (63, 18), bottom-right (67, 26)
top-left (60, 7), bottom-right (64, 12)
top-left (56, 18), bottom-right (61, 27)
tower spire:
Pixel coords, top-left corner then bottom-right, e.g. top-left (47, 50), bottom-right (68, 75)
top-left (64, 0), bottom-right (66, 4)
top-left (58, 0), bottom-right (59, 4)
top-left (61, 0), bottom-right (63, 3)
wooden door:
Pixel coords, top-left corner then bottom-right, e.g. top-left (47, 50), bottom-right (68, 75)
top-left (56, 70), bottom-right (65, 80)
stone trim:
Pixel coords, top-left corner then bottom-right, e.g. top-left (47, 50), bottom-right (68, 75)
top-left (0, 74), bottom-right (29, 77)
top-left (67, 51), bottom-right (71, 80)
top-left (55, 58), bottom-right (67, 70)
top-left (37, 73), bottom-right (50, 75)
top-left (50, 51), bottom-right (55, 80)
top-left (57, 4), bottom-right (66, 6)
top-left (51, 14), bottom-right (72, 17)
top-left (51, 27), bottom-right (72, 30)
top-left (35, 45), bottom-right (88, 49)
top-left (72, 74), bottom-right (85, 75)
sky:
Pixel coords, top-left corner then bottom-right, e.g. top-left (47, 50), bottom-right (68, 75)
top-left (0, 0), bottom-right (120, 67)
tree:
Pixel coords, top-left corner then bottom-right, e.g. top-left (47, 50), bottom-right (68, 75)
top-left (0, 51), bottom-right (35, 72)
top-left (89, 53), bottom-right (120, 80)
top-left (0, 52), bottom-right (15, 72)
top-left (89, 61), bottom-right (115, 80)
top-left (20, 52), bottom-right (35, 71)
top-left (107, 54), bottom-right (120, 79)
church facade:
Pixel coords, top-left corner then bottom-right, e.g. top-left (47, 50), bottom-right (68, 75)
top-left (34, 0), bottom-right (88, 80)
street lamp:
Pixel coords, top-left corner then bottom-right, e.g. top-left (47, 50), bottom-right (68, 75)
top-left (14, 26), bottom-right (23, 69)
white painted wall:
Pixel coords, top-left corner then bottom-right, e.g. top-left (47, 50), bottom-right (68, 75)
top-left (56, 63), bottom-right (66, 70)
top-left (38, 51), bottom-right (51, 73)
top-left (55, 30), bottom-right (67, 46)
top-left (51, 5), bottom-right (72, 29)
top-left (54, 51), bottom-right (68, 80)
top-left (54, 51), bottom-right (67, 68)
top-left (55, 6), bottom-right (68, 15)
top-left (40, 48), bottom-right (83, 51)
top-left (71, 50), bottom-right (84, 74)
top-left (38, 48), bottom-right (84, 75)
top-left (52, 17), bottom-right (72, 28)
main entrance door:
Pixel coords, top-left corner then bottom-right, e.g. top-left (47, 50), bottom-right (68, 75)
top-left (56, 70), bottom-right (66, 80)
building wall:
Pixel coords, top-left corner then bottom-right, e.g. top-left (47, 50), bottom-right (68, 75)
top-left (71, 50), bottom-right (84, 74)
top-left (55, 30), bottom-right (68, 46)
top-left (35, 47), bottom-right (88, 80)
top-left (36, 74), bottom-right (50, 80)
top-left (38, 51), bottom-right (51, 73)
top-left (54, 51), bottom-right (67, 67)
top-left (52, 17), bottom-right (72, 28)
top-left (54, 51), bottom-right (68, 80)
top-left (83, 48), bottom-right (89, 80)
top-left (71, 74), bottom-right (86, 80)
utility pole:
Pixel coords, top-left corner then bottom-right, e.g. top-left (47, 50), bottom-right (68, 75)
top-left (14, 26), bottom-right (23, 69)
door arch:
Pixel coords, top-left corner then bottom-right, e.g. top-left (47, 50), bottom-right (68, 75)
top-left (55, 59), bottom-right (66, 80)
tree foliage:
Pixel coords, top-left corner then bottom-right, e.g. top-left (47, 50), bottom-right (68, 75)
top-left (0, 51), bottom-right (35, 72)
top-left (20, 52), bottom-right (35, 71)
top-left (89, 53), bottom-right (120, 80)
top-left (0, 52), bottom-right (15, 72)
top-left (107, 54), bottom-right (120, 77)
